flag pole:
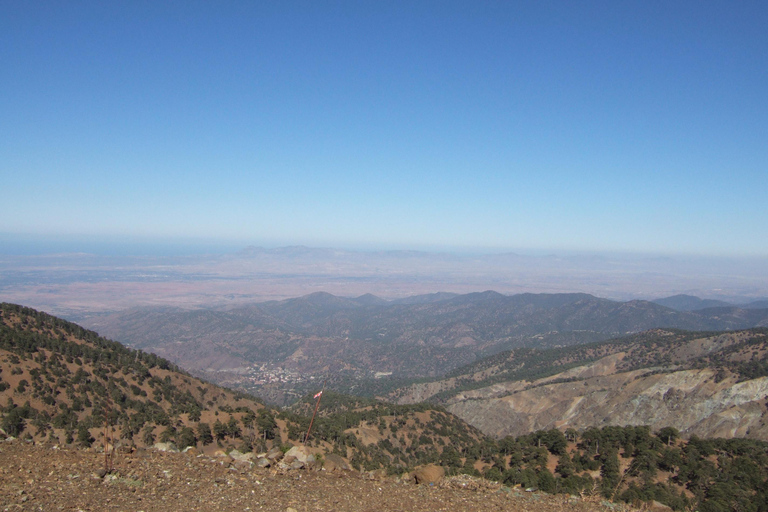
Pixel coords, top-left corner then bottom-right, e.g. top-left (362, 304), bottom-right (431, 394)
top-left (303, 381), bottom-right (326, 445)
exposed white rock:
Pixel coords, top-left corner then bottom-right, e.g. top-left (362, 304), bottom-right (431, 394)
top-left (152, 442), bottom-right (180, 453)
top-left (447, 366), bottom-right (768, 440)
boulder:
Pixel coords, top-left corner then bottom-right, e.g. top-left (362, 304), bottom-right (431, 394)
top-left (413, 465), bottom-right (444, 485)
top-left (279, 446), bottom-right (317, 470)
top-left (228, 449), bottom-right (254, 463)
top-left (255, 457), bottom-right (271, 468)
top-left (284, 446), bottom-right (313, 465)
top-left (213, 450), bottom-right (234, 465)
top-left (152, 442), bottom-right (179, 453)
top-left (322, 453), bottom-right (351, 472)
top-left (266, 446), bottom-right (284, 461)
top-left (232, 459), bottom-right (253, 472)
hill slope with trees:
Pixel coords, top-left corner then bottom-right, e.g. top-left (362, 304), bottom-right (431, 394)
top-left (390, 329), bottom-right (768, 442)
top-left (82, 292), bottom-right (768, 403)
top-left (3, 304), bottom-right (768, 511)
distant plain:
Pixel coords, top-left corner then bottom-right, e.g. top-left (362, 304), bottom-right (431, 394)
top-left (1, 244), bottom-right (766, 321)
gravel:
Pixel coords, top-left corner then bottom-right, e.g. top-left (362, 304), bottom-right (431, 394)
top-left (0, 440), bottom-right (629, 512)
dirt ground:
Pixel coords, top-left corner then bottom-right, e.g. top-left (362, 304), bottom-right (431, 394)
top-left (0, 440), bottom-right (629, 512)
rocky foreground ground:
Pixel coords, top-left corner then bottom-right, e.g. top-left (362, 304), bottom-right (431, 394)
top-left (0, 440), bottom-right (633, 512)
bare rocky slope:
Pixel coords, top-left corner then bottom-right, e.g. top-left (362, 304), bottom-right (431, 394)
top-left (392, 329), bottom-right (768, 440)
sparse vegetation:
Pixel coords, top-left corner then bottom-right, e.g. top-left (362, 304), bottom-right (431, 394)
top-left (0, 303), bottom-right (266, 451)
top-left (3, 303), bottom-right (768, 511)
top-left (394, 328), bottom-right (768, 404)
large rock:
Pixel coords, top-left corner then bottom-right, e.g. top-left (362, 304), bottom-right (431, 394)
top-left (284, 446), bottom-right (313, 464)
top-left (289, 460), bottom-right (306, 470)
top-left (152, 442), bottom-right (179, 453)
top-left (413, 465), bottom-right (444, 485)
top-left (266, 446), bottom-right (284, 461)
top-left (322, 453), bottom-right (351, 472)
top-left (228, 449), bottom-right (254, 462)
top-left (281, 446), bottom-right (316, 470)
top-left (232, 459), bottom-right (253, 472)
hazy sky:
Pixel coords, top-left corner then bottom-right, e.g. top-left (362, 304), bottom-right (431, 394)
top-left (2, 1), bottom-right (767, 256)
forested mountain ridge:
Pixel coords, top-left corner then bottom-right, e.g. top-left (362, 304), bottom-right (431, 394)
top-left (82, 292), bottom-right (768, 392)
top-left (0, 303), bottom-right (487, 472)
top-left (0, 302), bottom-right (270, 451)
top-left (652, 294), bottom-right (734, 311)
top-left (652, 293), bottom-right (768, 311)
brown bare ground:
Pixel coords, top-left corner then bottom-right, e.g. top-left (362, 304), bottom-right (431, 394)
top-left (0, 440), bottom-right (630, 512)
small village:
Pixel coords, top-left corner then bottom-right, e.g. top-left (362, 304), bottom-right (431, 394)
top-left (242, 363), bottom-right (309, 386)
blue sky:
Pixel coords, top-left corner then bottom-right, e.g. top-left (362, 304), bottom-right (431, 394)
top-left (2, 1), bottom-right (767, 256)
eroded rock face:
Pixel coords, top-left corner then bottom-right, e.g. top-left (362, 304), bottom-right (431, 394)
top-left (446, 367), bottom-right (768, 440)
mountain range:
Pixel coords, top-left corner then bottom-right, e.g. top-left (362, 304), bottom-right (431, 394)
top-left (0, 302), bottom-right (485, 471)
top-left (82, 291), bottom-right (768, 391)
top-left (651, 293), bottom-right (768, 311)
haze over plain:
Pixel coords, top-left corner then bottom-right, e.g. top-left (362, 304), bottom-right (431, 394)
top-left (1, 2), bottom-right (767, 311)
top-left (5, 8), bottom-right (768, 511)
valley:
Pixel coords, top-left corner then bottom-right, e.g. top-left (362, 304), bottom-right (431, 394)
top-left (80, 291), bottom-right (768, 406)
top-left (3, 303), bottom-right (768, 511)
top-left (7, 2), bottom-right (768, 510)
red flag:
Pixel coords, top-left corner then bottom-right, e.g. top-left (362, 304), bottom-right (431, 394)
top-left (313, 391), bottom-right (323, 399)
